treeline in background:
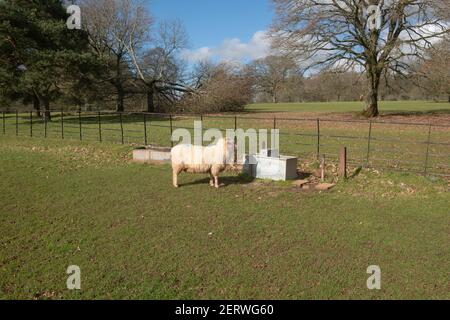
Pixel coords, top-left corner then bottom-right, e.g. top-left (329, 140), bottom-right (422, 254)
top-left (1, 0), bottom-right (449, 118)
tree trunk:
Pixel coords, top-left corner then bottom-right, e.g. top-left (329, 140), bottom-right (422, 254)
top-left (147, 89), bottom-right (155, 113)
top-left (33, 94), bottom-right (41, 118)
top-left (448, 94), bottom-right (450, 103)
top-left (115, 56), bottom-right (125, 112)
top-left (41, 97), bottom-right (51, 121)
top-left (364, 90), bottom-right (379, 118)
top-left (363, 70), bottom-right (380, 118)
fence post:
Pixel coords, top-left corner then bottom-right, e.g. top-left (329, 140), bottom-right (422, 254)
top-left (339, 147), bottom-right (347, 179)
top-left (234, 116), bottom-right (238, 164)
top-left (169, 114), bottom-right (173, 148)
top-left (61, 109), bottom-right (64, 139)
top-left (30, 111), bottom-right (33, 137)
top-left (200, 114), bottom-right (204, 146)
top-left (424, 123), bottom-right (432, 175)
top-left (273, 116), bottom-right (277, 130)
top-left (15, 110), bottom-right (18, 136)
top-left (316, 118), bottom-right (320, 160)
top-left (143, 113), bottom-right (148, 145)
top-left (44, 111), bottom-right (48, 138)
top-left (98, 111), bottom-right (102, 142)
top-left (119, 112), bottom-right (124, 144)
top-left (78, 110), bottom-right (82, 141)
top-left (320, 154), bottom-right (326, 182)
top-left (366, 121), bottom-right (372, 165)
top-left (2, 111), bottom-right (5, 134)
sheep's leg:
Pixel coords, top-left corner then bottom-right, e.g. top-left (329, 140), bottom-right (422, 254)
top-left (211, 166), bottom-right (222, 189)
top-left (209, 172), bottom-right (215, 187)
top-left (172, 167), bottom-right (181, 188)
top-left (214, 175), bottom-right (220, 189)
top-left (173, 171), bottom-right (179, 188)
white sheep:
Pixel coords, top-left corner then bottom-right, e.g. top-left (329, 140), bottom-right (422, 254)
top-left (171, 138), bottom-right (235, 188)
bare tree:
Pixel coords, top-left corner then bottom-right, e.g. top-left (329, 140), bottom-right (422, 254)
top-left (80, 0), bottom-right (151, 111)
top-left (249, 55), bottom-right (299, 103)
top-left (180, 62), bottom-right (253, 113)
top-left (118, 18), bottom-right (194, 112)
top-left (317, 69), bottom-right (350, 101)
top-left (416, 37), bottom-right (450, 101)
top-left (190, 60), bottom-right (218, 90)
top-left (271, 0), bottom-right (449, 117)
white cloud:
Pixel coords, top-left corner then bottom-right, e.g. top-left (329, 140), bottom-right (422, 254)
top-left (180, 30), bottom-right (271, 63)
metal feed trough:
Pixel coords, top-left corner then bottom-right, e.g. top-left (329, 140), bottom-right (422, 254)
top-left (243, 149), bottom-right (298, 181)
top-left (133, 146), bottom-right (171, 164)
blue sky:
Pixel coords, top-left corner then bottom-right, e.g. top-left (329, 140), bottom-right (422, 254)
top-left (150, 0), bottom-right (273, 62)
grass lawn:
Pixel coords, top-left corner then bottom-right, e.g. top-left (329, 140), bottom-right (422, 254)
top-left (0, 136), bottom-right (449, 299)
top-left (246, 100), bottom-right (450, 114)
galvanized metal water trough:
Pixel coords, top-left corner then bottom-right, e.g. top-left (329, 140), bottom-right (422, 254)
top-left (133, 146), bottom-right (171, 164)
top-left (243, 149), bottom-right (298, 181)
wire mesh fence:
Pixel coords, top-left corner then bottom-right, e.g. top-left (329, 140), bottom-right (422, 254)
top-left (1, 109), bottom-right (449, 177)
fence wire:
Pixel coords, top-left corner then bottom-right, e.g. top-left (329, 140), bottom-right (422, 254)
top-left (1, 109), bottom-right (449, 177)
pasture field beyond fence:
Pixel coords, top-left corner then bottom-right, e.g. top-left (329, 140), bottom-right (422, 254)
top-left (246, 100), bottom-right (450, 113)
top-left (1, 109), bottom-right (449, 177)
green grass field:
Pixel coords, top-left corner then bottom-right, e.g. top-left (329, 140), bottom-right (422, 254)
top-left (246, 100), bottom-right (450, 113)
top-left (1, 101), bottom-right (449, 299)
top-left (0, 136), bottom-right (449, 299)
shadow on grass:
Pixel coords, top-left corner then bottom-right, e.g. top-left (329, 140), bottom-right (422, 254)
top-left (180, 173), bottom-right (255, 188)
top-left (297, 171), bottom-right (313, 179)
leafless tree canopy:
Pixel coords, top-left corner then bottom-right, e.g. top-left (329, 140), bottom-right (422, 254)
top-left (271, 0), bottom-right (449, 116)
top-left (249, 55), bottom-right (299, 103)
top-left (80, 0), bottom-right (151, 111)
top-left (179, 62), bottom-right (253, 113)
top-left (415, 35), bottom-right (450, 101)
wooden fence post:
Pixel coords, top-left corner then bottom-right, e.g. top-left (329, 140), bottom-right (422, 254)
top-left (61, 109), bottom-right (64, 139)
top-left (44, 111), bottom-right (47, 138)
top-left (366, 121), bottom-right (372, 165)
top-left (169, 115), bottom-right (174, 147)
top-left (119, 112), bottom-right (124, 144)
top-left (15, 110), bottom-right (18, 136)
top-left (320, 154), bottom-right (326, 182)
top-left (30, 111), bottom-right (33, 137)
top-left (316, 118), bottom-right (320, 160)
top-left (98, 111), bottom-right (102, 142)
top-left (143, 113), bottom-right (148, 146)
top-left (339, 146), bottom-right (347, 179)
top-left (78, 110), bottom-right (82, 141)
top-left (424, 123), bottom-right (432, 175)
top-left (200, 114), bottom-right (203, 146)
top-left (234, 115), bottom-right (238, 164)
top-left (2, 111), bottom-right (5, 134)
